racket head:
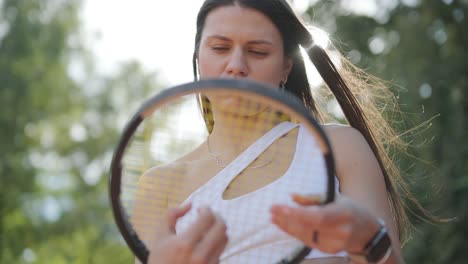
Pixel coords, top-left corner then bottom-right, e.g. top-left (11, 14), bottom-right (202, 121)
top-left (109, 78), bottom-right (336, 263)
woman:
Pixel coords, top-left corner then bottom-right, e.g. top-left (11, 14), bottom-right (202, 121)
top-left (143, 0), bottom-right (414, 263)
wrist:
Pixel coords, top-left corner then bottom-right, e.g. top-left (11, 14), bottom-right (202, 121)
top-left (347, 218), bottom-right (392, 264)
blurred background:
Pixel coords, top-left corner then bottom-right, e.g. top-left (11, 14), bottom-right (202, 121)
top-left (1, 0), bottom-right (466, 263)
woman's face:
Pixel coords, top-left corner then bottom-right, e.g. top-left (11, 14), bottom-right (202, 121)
top-left (197, 5), bottom-right (292, 88)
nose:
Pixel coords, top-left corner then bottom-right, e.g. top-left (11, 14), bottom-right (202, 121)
top-left (225, 48), bottom-right (248, 78)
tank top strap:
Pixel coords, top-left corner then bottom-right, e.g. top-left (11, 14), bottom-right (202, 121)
top-left (217, 122), bottom-right (299, 188)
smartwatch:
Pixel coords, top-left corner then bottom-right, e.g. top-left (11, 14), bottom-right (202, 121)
top-left (349, 219), bottom-right (392, 264)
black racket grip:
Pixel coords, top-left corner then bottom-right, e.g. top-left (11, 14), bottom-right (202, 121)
top-left (276, 246), bottom-right (311, 264)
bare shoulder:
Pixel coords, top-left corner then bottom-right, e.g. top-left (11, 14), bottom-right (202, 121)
top-left (142, 142), bottom-right (208, 180)
top-left (321, 123), bottom-right (370, 150)
top-left (322, 123), bottom-right (363, 139)
top-left (321, 123), bottom-right (380, 181)
top-left (134, 161), bottom-right (191, 214)
top-left (141, 161), bottom-right (189, 184)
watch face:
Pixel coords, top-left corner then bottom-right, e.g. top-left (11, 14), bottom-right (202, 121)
top-left (367, 227), bottom-right (392, 263)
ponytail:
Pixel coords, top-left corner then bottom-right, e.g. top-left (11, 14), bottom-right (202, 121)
top-left (303, 44), bottom-right (409, 240)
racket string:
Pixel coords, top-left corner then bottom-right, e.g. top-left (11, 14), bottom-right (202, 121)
top-left (110, 81), bottom-right (334, 264)
top-left (206, 135), bottom-right (278, 169)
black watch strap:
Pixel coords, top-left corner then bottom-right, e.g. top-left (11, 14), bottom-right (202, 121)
top-left (349, 219), bottom-right (392, 264)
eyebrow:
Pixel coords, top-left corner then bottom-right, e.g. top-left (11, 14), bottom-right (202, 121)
top-left (206, 35), bottom-right (274, 46)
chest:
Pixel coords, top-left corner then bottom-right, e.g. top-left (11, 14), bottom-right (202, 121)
top-left (168, 130), bottom-right (298, 207)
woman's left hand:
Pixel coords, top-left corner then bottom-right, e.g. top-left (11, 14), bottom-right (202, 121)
top-left (270, 195), bottom-right (382, 255)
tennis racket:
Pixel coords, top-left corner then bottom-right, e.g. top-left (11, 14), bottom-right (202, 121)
top-left (109, 78), bottom-right (336, 264)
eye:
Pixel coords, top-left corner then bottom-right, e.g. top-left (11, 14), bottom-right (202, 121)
top-left (249, 50), bottom-right (269, 56)
top-left (211, 46), bottom-right (230, 52)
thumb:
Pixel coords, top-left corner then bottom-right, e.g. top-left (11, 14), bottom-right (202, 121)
top-left (291, 193), bottom-right (323, 206)
top-left (165, 202), bottom-right (192, 235)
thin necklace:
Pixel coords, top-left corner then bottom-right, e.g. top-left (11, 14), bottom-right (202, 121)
top-left (206, 137), bottom-right (276, 169)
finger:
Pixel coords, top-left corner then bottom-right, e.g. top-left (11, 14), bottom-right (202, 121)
top-left (207, 240), bottom-right (226, 264)
top-left (209, 237), bottom-right (228, 264)
top-left (165, 202), bottom-right (192, 234)
top-left (274, 203), bottom-right (358, 253)
top-left (194, 214), bottom-right (228, 264)
top-left (271, 205), bottom-right (322, 226)
top-left (208, 226), bottom-right (229, 264)
top-left (181, 207), bottom-right (217, 245)
top-left (270, 205), bottom-right (323, 247)
top-left (291, 193), bottom-right (322, 206)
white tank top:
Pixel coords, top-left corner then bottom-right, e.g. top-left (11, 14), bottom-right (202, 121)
top-left (176, 122), bottom-right (346, 263)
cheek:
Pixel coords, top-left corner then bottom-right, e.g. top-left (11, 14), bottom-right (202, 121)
top-left (198, 51), bottom-right (222, 78)
top-left (255, 59), bottom-right (287, 86)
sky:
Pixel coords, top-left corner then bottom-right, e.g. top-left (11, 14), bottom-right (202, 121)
top-left (81, 0), bottom-right (315, 85)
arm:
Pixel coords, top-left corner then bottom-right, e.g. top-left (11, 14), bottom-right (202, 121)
top-left (330, 125), bottom-right (403, 264)
top-left (271, 125), bottom-right (405, 264)
top-left (132, 169), bottom-right (170, 264)
top-left (132, 168), bottom-right (171, 250)
top-left (134, 167), bottom-right (229, 264)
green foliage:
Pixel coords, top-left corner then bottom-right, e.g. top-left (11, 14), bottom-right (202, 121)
top-left (1, 0), bottom-right (466, 263)
top-left (307, 1), bottom-right (468, 263)
top-left (0, 0), bottom-right (162, 263)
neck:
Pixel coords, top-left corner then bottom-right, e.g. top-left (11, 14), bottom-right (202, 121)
top-left (207, 106), bottom-right (284, 159)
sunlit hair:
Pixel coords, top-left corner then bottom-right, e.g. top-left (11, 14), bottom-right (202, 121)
top-left (192, 0), bottom-right (426, 242)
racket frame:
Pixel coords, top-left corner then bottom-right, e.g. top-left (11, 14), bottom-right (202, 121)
top-left (109, 78), bottom-right (336, 263)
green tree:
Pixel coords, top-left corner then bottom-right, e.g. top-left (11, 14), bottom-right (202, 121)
top-left (306, 1), bottom-right (467, 263)
top-left (0, 0), bottom-right (161, 262)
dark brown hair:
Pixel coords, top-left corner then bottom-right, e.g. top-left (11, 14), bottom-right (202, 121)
top-left (192, 0), bottom-right (417, 242)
